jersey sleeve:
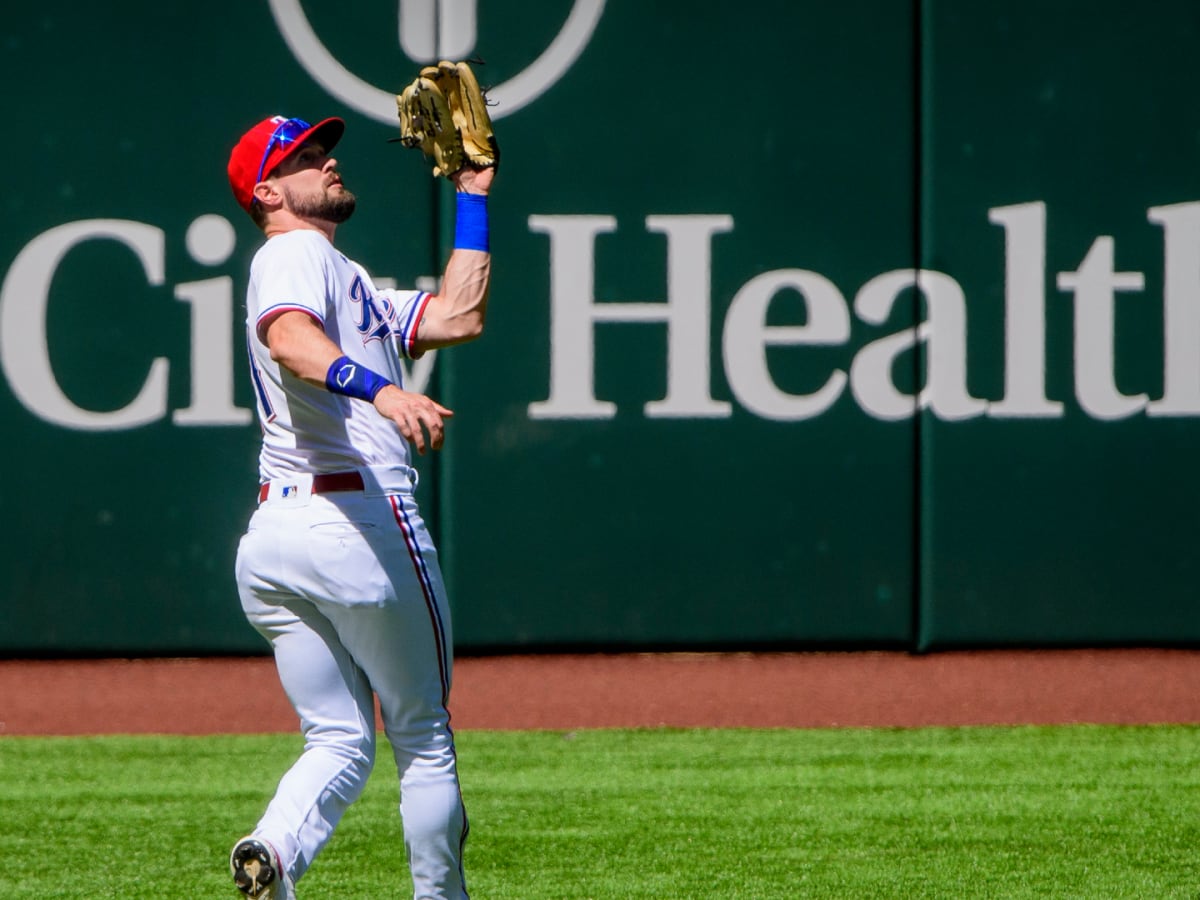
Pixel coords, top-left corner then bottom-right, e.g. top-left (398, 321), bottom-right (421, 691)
top-left (249, 232), bottom-right (334, 342)
top-left (379, 288), bottom-right (433, 359)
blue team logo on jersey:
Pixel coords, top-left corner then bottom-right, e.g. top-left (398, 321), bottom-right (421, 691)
top-left (349, 275), bottom-right (401, 344)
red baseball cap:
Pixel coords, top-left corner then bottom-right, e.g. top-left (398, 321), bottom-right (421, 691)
top-left (227, 115), bottom-right (345, 212)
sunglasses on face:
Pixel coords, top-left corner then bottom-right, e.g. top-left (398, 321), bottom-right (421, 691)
top-left (255, 118), bottom-right (313, 186)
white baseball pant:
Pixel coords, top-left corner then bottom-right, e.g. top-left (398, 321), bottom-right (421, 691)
top-left (235, 464), bottom-right (468, 899)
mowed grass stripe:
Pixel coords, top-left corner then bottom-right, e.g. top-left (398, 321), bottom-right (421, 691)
top-left (1, 726), bottom-right (1197, 898)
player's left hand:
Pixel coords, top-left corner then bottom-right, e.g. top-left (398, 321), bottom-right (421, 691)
top-left (451, 164), bottom-right (494, 196)
top-left (372, 385), bottom-right (454, 454)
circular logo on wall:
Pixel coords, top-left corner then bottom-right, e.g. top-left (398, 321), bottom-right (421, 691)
top-left (268, 0), bottom-right (606, 123)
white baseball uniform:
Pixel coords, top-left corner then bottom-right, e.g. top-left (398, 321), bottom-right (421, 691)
top-left (236, 229), bottom-right (468, 899)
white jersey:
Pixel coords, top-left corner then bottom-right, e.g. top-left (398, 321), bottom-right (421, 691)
top-left (245, 229), bottom-right (431, 481)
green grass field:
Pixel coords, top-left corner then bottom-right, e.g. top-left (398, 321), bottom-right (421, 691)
top-left (2, 726), bottom-right (1198, 898)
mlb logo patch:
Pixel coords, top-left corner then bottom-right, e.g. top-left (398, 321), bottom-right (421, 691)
top-left (281, 485), bottom-right (298, 497)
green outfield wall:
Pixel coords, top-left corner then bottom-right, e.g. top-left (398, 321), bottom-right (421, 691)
top-left (2, 1), bottom-right (1197, 654)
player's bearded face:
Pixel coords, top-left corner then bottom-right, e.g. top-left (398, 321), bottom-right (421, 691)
top-left (283, 180), bottom-right (357, 223)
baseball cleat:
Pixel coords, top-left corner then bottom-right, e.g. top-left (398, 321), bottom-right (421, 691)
top-left (230, 836), bottom-right (285, 899)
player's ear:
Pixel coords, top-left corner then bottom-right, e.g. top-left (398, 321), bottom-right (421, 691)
top-left (253, 180), bottom-right (282, 210)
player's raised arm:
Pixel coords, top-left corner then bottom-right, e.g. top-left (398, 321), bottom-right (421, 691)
top-left (412, 166), bottom-right (495, 353)
top-left (394, 60), bottom-right (499, 356)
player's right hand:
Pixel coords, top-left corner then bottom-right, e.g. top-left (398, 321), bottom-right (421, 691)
top-left (372, 385), bottom-right (454, 454)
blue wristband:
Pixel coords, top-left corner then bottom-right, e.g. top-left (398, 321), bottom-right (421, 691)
top-left (325, 355), bottom-right (392, 402)
top-left (454, 192), bottom-right (490, 252)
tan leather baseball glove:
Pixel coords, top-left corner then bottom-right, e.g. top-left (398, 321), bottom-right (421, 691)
top-left (397, 60), bottom-right (498, 177)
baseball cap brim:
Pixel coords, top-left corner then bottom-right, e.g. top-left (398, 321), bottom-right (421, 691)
top-left (265, 117), bottom-right (345, 178)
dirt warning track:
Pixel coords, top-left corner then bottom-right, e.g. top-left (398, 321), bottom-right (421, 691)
top-left (2, 649), bottom-right (1198, 735)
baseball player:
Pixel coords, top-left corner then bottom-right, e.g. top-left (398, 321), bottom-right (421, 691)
top-left (224, 112), bottom-right (494, 899)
